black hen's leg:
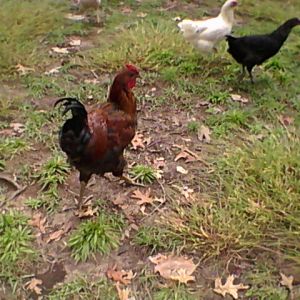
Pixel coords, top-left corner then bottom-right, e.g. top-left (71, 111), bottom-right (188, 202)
top-left (78, 172), bottom-right (92, 209)
top-left (247, 66), bottom-right (254, 84)
top-left (238, 65), bottom-right (246, 81)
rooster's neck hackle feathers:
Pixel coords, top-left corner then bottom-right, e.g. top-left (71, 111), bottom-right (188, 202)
top-left (108, 70), bottom-right (137, 117)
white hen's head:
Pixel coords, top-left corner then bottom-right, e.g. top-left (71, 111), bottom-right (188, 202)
top-left (220, 0), bottom-right (238, 23)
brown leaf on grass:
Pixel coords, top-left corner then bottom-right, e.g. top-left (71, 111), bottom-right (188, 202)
top-left (113, 194), bottom-right (126, 206)
top-left (131, 133), bottom-right (146, 150)
top-left (148, 253), bottom-right (168, 265)
top-left (51, 47), bottom-right (69, 54)
top-left (16, 64), bottom-right (34, 75)
top-left (69, 39), bottom-right (81, 47)
top-left (25, 278), bottom-right (43, 295)
top-left (121, 7), bottom-right (133, 14)
top-left (137, 12), bottom-right (147, 18)
top-left (107, 265), bottom-right (136, 285)
top-left (280, 272), bottom-right (294, 292)
top-left (169, 268), bottom-right (195, 284)
top-left (44, 66), bottom-right (61, 75)
top-left (153, 157), bottom-right (165, 169)
top-left (28, 213), bottom-right (47, 234)
top-left (176, 166), bottom-right (188, 175)
top-left (149, 254), bottom-right (197, 284)
top-left (198, 125), bottom-right (211, 143)
top-left (278, 115), bottom-right (294, 126)
top-left (75, 206), bottom-right (98, 218)
top-left (131, 189), bottom-right (154, 205)
top-left (214, 275), bottom-right (249, 299)
top-left (64, 13), bottom-right (85, 21)
top-left (115, 282), bottom-right (132, 300)
top-left (45, 229), bottom-right (64, 243)
top-left (174, 150), bottom-right (196, 163)
top-left (230, 94), bottom-right (249, 103)
top-left (10, 123), bottom-right (25, 135)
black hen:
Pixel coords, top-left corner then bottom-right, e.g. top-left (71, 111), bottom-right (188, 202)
top-left (226, 18), bottom-right (300, 83)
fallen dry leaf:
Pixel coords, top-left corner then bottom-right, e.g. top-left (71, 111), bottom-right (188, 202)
top-left (16, 64), bottom-right (34, 75)
top-left (11, 122), bottom-right (25, 134)
top-left (121, 7), bottom-right (133, 14)
top-left (148, 253), bottom-right (168, 265)
top-left (174, 150), bottom-right (196, 163)
top-left (25, 278), bottom-right (43, 295)
top-left (46, 229), bottom-right (64, 243)
top-left (51, 47), bottom-right (69, 54)
top-left (28, 213), bottom-right (47, 234)
top-left (150, 254), bottom-right (197, 284)
top-left (198, 125), bottom-right (211, 143)
top-left (169, 268), bottom-right (195, 284)
top-left (75, 206), bottom-right (98, 218)
top-left (115, 282), bottom-right (132, 300)
top-left (69, 39), bottom-right (81, 46)
top-left (278, 115), bottom-right (294, 126)
top-left (230, 94), bottom-right (249, 104)
top-left (44, 66), bottom-right (61, 75)
top-left (107, 265), bottom-right (136, 285)
top-left (131, 133), bottom-right (146, 150)
top-left (64, 13), bottom-right (85, 20)
top-left (280, 272), bottom-right (294, 292)
top-left (131, 189), bottom-right (154, 205)
top-left (113, 194), bottom-right (127, 206)
top-left (137, 12), bottom-right (147, 18)
top-left (153, 157), bottom-right (165, 169)
top-left (176, 166), bottom-right (188, 175)
top-left (214, 274), bottom-right (249, 299)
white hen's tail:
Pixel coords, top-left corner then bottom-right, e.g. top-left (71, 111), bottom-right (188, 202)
top-left (178, 20), bottom-right (199, 41)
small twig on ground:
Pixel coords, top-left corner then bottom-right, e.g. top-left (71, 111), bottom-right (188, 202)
top-left (0, 174), bottom-right (21, 189)
top-left (140, 180), bottom-right (167, 222)
top-left (0, 174), bottom-right (27, 208)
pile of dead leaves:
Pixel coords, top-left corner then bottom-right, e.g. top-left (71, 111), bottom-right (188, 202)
top-left (149, 253), bottom-right (198, 284)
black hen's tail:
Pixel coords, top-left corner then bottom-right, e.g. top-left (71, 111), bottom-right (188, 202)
top-left (55, 98), bottom-right (91, 161)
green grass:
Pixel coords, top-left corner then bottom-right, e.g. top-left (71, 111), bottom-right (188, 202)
top-left (68, 212), bottom-right (125, 262)
top-left (48, 277), bottom-right (117, 300)
top-left (245, 264), bottom-right (288, 300)
top-left (36, 154), bottom-right (69, 191)
top-left (0, 0), bottom-right (300, 298)
top-left (0, 0), bottom-right (88, 75)
top-left (136, 131), bottom-right (300, 263)
top-left (129, 164), bottom-right (157, 184)
top-left (0, 137), bottom-right (29, 159)
top-left (0, 211), bottom-right (36, 292)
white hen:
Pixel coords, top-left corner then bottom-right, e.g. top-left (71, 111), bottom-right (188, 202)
top-left (178, 0), bottom-right (238, 53)
top-left (75, 0), bottom-right (102, 24)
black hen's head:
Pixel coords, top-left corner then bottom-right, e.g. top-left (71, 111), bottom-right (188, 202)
top-left (284, 18), bottom-right (300, 28)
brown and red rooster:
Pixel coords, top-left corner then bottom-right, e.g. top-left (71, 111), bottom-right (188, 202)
top-left (55, 64), bottom-right (140, 209)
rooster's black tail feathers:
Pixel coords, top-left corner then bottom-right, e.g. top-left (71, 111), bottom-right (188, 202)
top-left (55, 98), bottom-right (90, 160)
top-left (55, 97), bottom-right (87, 118)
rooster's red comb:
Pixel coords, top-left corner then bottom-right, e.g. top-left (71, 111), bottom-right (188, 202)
top-left (125, 64), bottom-right (139, 74)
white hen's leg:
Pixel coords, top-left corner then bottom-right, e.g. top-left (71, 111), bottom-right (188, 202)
top-left (96, 8), bottom-right (100, 24)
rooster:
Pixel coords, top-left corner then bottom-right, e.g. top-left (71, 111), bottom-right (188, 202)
top-left (55, 65), bottom-right (140, 209)
top-left (75, 0), bottom-right (102, 24)
top-left (226, 18), bottom-right (300, 83)
top-left (178, 0), bottom-right (238, 53)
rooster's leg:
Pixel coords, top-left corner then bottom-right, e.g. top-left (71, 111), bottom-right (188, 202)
top-left (78, 181), bottom-right (87, 210)
top-left (120, 175), bottom-right (145, 187)
top-left (96, 8), bottom-right (100, 24)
